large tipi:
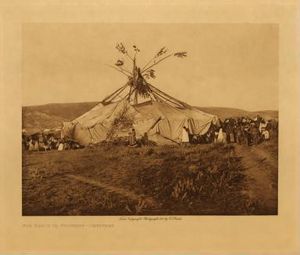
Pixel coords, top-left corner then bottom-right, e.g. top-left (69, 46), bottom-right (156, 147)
top-left (62, 44), bottom-right (218, 145)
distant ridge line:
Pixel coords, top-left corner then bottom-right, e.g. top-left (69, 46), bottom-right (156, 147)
top-left (22, 101), bottom-right (278, 131)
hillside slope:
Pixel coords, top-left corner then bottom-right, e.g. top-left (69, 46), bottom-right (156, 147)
top-left (23, 102), bottom-right (99, 120)
top-left (22, 102), bottom-right (278, 131)
top-left (22, 102), bottom-right (98, 132)
top-left (197, 107), bottom-right (278, 120)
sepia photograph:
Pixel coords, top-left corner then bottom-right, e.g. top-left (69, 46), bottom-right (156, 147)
top-left (21, 23), bottom-right (278, 216)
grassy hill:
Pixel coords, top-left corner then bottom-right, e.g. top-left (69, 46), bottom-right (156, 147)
top-left (22, 102), bottom-right (278, 132)
top-left (196, 107), bottom-right (278, 120)
top-left (22, 102), bottom-right (98, 132)
top-left (23, 102), bottom-right (99, 120)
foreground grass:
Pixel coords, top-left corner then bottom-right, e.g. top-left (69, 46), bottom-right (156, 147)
top-left (22, 142), bottom-right (276, 215)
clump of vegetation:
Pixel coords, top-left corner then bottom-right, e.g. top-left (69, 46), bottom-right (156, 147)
top-left (145, 148), bottom-right (155, 156)
top-left (106, 104), bottom-right (134, 140)
top-left (138, 144), bottom-right (252, 214)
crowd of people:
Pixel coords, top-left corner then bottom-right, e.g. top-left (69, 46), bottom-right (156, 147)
top-left (126, 115), bottom-right (278, 148)
top-left (22, 132), bottom-right (83, 152)
top-left (22, 115), bottom-right (278, 151)
top-left (183, 115), bottom-right (278, 146)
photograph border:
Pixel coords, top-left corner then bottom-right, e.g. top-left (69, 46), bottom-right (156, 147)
top-left (0, 1), bottom-right (299, 254)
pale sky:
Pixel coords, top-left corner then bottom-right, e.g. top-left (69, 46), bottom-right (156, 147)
top-left (22, 23), bottom-right (278, 111)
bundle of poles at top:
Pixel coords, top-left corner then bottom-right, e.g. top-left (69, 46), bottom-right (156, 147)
top-left (103, 43), bottom-right (188, 107)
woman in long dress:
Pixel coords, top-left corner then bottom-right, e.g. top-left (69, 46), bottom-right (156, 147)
top-left (33, 140), bottom-right (39, 151)
top-left (181, 126), bottom-right (190, 144)
top-left (28, 139), bottom-right (34, 151)
top-left (58, 140), bottom-right (64, 151)
top-left (128, 129), bottom-right (137, 147)
top-left (132, 129), bottom-right (137, 145)
top-left (217, 128), bottom-right (226, 143)
top-left (128, 130), bottom-right (133, 146)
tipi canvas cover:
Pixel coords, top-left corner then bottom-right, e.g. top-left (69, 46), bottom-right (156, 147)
top-left (61, 43), bottom-right (219, 144)
top-left (62, 99), bottom-right (218, 145)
